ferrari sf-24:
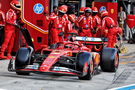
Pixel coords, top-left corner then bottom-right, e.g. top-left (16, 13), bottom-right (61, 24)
top-left (8, 36), bottom-right (119, 80)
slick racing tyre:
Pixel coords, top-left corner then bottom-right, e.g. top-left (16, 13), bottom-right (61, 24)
top-left (77, 52), bottom-right (94, 80)
top-left (78, 60), bottom-right (94, 80)
top-left (100, 47), bottom-right (119, 72)
top-left (15, 47), bottom-right (33, 75)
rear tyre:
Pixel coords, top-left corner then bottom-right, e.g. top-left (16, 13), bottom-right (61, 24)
top-left (111, 53), bottom-right (119, 72)
top-left (100, 48), bottom-right (119, 72)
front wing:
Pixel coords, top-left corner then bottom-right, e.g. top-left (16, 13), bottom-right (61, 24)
top-left (8, 59), bottom-right (81, 76)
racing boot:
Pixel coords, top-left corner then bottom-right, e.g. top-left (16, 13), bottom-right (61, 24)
top-left (7, 53), bottom-right (13, 60)
top-left (0, 52), bottom-right (7, 59)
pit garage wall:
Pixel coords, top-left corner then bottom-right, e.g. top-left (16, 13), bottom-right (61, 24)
top-left (1, 0), bottom-right (11, 13)
top-left (94, 2), bottom-right (118, 24)
top-left (22, 0), bottom-right (50, 51)
top-left (1, 0), bottom-right (50, 52)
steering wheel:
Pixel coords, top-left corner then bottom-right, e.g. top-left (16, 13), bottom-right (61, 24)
top-left (64, 42), bottom-right (82, 50)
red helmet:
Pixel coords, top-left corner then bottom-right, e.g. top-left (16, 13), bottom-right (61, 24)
top-left (10, 0), bottom-right (21, 10)
top-left (101, 10), bottom-right (108, 17)
top-left (79, 7), bottom-right (85, 13)
top-left (92, 7), bottom-right (98, 13)
top-left (85, 7), bottom-right (92, 13)
top-left (59, 5), bottom-right (68, 14)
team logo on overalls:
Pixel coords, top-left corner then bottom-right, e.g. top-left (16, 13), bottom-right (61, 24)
top-left (86, 24), bottom-right (88, 28)
top-left (84, 17), bottom-right (86, 24)
top-left (33, 3), bottom-right (44, 14)
top-left (59, 24), bottom-right (62, 28)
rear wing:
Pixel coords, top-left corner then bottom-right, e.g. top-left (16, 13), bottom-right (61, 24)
top-left (74, 36), bottom-right (108, 45)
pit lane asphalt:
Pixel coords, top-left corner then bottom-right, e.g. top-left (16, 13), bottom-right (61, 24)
top-left (0, 42), bottom-right (135, 90)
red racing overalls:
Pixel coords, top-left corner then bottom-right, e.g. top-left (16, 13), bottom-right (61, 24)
top-left (101, 16), bottom-right (117, 48)
top-left (0, 10), bottom-right (5, 46)
top-left (0, 10), bottom-right (5, 26)
top-left (50, 15), bottom-right (67, 44)
top-left (76, 15), bottom-right (93, 49)
top-left (77, 15), bottom-right (93, 37)
top-left (64, 14), bottom-right (77, 40)
top-left (92, 15), bottom-right (101, 37)
top-left (47, 12), bottom-right (58, 45)
top-left (0, 8), bottom-right (17, 59)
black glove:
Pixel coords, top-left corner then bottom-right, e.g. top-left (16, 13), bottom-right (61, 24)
top-left (94, 27), bottom-right (97, 30)
top-left (91, 29), bottom-right (96, 34)
top-left (58, 32), bottom-right (64, 36)
top-left (74, 26), bottom-right (82, 32)
top-left (78, 27), bottom-right (82, 32)
top-left (0, 26), bottom-right (4, 30)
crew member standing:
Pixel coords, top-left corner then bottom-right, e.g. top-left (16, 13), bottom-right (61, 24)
top-left (101, 10), bottom-right (121, 48)
top-left (76, 7), bottom-right (93, 49)
top-left (75, 7), bottom-right (85, 27)
top-left (0, 0), bottom-right (20, 59)
top-left (50, 5), bottom-right (68, 48)
top-left (49, 6), bottom-right (58, 20)
top-left (77, 7), bottom-right (93, 37)
top-left (0, 3), bottom-right (5, 46)
top-left (92, 7), bottom-right (101, 37)
top-left (65, 5), bottom-right (77, 40)
top-left (46, 6), bottom-right (58, 46)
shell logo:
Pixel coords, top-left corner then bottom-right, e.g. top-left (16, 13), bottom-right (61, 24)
top-left (111, 9), bottom-right (114, 14)
top-left (32, 38), bottom-right (34, 42)
top-left (48, 56), bottom-right (55, 58)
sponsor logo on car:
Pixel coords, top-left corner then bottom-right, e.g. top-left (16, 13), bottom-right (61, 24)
top-left (53, 66), bottom-right (70, 72)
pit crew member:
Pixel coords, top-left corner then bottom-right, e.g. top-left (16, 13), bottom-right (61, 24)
top-left (0, 0), bottom-right (20, 59)
top-left (92, 7), bottom-right (101, 37)
top-left (101, 10), bottom-right (122, 48)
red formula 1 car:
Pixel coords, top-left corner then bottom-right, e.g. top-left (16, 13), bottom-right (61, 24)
top-left (8, 28), bottom-right (119, 80)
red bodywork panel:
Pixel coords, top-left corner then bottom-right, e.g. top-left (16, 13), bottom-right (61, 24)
top-left (40, 50), bottom-right (71, 72)
top-left (21, 0), bottom-right (49, 51)
top-left (39, 41), bottom-right (90, 72)
top-left (94, 2), bottom-right (118, 24)
top-left (126, 15), bottom-right (135, 29)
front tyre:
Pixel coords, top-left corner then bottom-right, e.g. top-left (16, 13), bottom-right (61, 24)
top-left (78, 60), bottom-right (94, 80)
top-left (15, 47), bottom-right (33, 75)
